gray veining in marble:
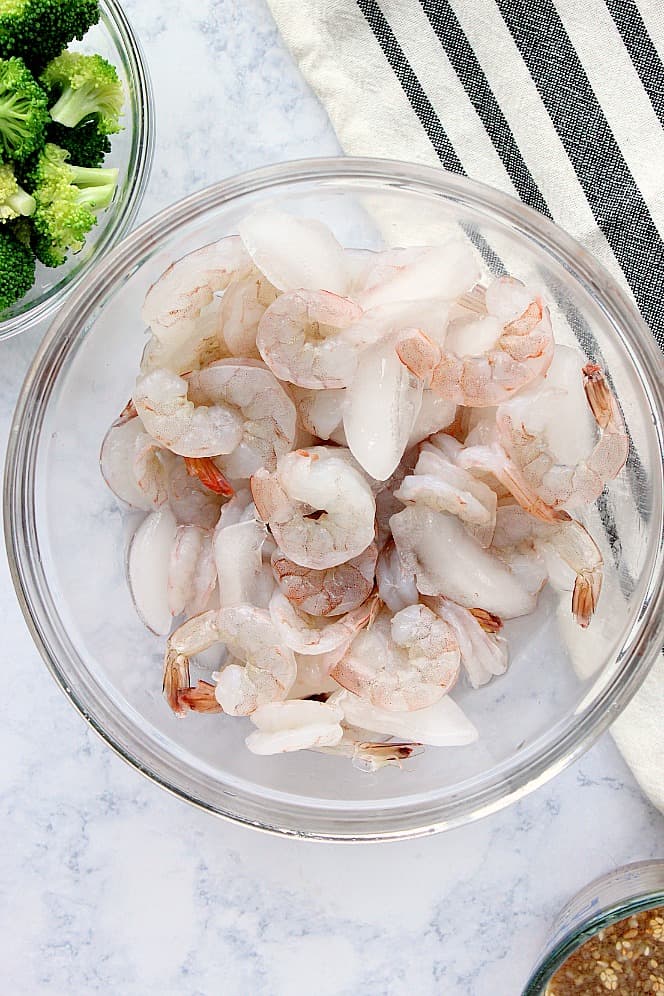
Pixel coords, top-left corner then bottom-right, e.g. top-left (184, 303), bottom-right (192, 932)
top-left (1, 2), bottom-right (662, 994)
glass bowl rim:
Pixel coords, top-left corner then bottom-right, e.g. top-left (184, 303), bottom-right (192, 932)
top-left (0, 0), bottom-right (155, 341)
top-left (5, 156), bottom-right (664, 841)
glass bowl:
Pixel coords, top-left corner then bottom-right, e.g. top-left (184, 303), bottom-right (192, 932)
top-left (5, 158), bottom-right (664, 841)
top-left (0, 0), bottom-right (154, 340)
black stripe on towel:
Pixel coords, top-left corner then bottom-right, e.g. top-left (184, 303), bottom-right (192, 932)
top-left (418, 0), bottom-right (552, 219)
top-left (605, 0), bottom-right (664, 131)
top-left (356, 0), bottom-right (504, 272)
top-left (496, 0), bottom-right (664, 344)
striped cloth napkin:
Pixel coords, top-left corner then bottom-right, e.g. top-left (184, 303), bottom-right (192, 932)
top-left (266, 0), bottom-right (664, 811)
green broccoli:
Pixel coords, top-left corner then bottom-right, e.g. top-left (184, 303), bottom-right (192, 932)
top-left (0, 223), bottom-right (35, 309)
top-left (0, 0), bottom-right (100, 72)
top-left (47, 119), bottom-right (111, 168)
top-left (0, 56), bottom-right (48, 162)
top-left (0, 160), bottom-right (34, 220)
top-left (42, 51), bottom-right (123, 135)
top-left (25, 141), bottom-right (118, 266)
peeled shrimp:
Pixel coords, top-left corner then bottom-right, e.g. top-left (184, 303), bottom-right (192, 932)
top-left (408, 277), bottom-right (554, 406)
top-left (134, 367), bottom-right (244, 458)
top-left (220, 267), bottom-right (278, 359)
top-left (330, 688), bottom-right (479, 747)
top-left (140, 299), bottom-right (230, 376)
top-left (100, 412), bottom-right (173, 511)
top-left (165, 605), bottom-right (296, 716)
top-left (245, 699), bottom-right (344, 755)
top-left (168, 524), bottom-right (216, 617)
top-left (272, 542), bottom-right (377, 617)
top-left (495, 348), bottom-right (628, 513)
top-left (395, 442), bottom-right (497, 547)
top-left (251, 446), bottom-right (376, 570)
top-left (256, 289), bottom-right (363, 388)
top-left (186, 358), bottom-right (297, 477)
top-left (142, 236), bottom-right (250, 332)
top-left (239, 209), bottom-right (351, 296)
top-left (376, 539), bottom-right (418, 613)
top-left (331, 604), bottom-right (460, 712)
top-left (315, 734), bottom-right (422, 771)
top-left (269, 588), bottom-right (379, 655)
top-left (492, 502), bottom-right (603, 627)
top-left (426, 597), bottom-right (508, 688)
top-left (390, 505), bottom-right (537, 618)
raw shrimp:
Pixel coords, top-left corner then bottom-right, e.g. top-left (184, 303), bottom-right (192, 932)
top-left (239, 209), bottom-right (351, 295)
top-left (251, 446), bottom-right (376, 570)
top-left (214, 517), bottom-right (275, 610)
top-left (167, 458), bottom-right (226, 529)
top-left (245, 700), bottom-right (344, 755)
top-left (140, 299), bottom-right (230, 376)
top-left (291, 386), bottom-right (345, 441)
top-left (425, 597), bottom-right (508, 688)
top-left (165, 605), bottom-right (296, 716)
top-left (331, 604), bottom-right (460, 712)
top-left (405, 277), bottom-right (554, 407)
top-left (375, 539), bottom-right (418, 613)
top-left (495, 350), bottom-right (628, 513)
top-left (142, 236), bottom-right (250, 332)
top-left (100, 411), bottom-right (173, 510)
top-left (330, 688), bottom-right (479, 746)
top-left (220, 266), bottom-right (278, 359)
top-left (256, 289), bottom-right (363, 388)
top-left (390, 504), bottom-right (537, 618)
top-left (176, 680), bottom-right (222, 714)
top-left (394, 442), bottom-right (497, 547)
top-left (215, 487), bottom-right (255, 528)
top-left (269, 588), bottom-right (379, 655)
top-left (168, 524), bottom-right (216, 617)
top-left (187, 358), bottom-right (297, 477)
top-left (492, 502), bottom-right (603, 627)
top-left (134, 367), bottom-right (243, 458)
top-left (271, 542), bottom-right (377, 617)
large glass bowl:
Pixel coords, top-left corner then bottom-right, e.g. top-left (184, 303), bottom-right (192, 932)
top-left (5, 158), bottom-right (664, 841)
top-left (0, 0), bottom-right (154, 340)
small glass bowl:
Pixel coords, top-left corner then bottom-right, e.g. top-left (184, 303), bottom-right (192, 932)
top-left (5, 158), bottom-right (664, 840)
top-left (523, 860), bottom-right (664, 993)
top-left (0, 0), bottom-right (154, 340)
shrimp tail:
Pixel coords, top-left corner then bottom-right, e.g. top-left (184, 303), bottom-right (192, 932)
top-left (582, 363), bottom-right (612, 429)
top-left (184, 456), bottom-right (235, 497)
top-left (177, 679), bottom-right (222, 713)
top-left (163, 647), bottom-right (191, 716)
top-left (115, 398), bottom-right (138, 426)
top-left (469, 607), bottom-right (503, 633)
top-left (572, 570), bottom-right (603, 628)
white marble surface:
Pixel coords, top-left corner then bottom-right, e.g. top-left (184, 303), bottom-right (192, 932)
top-left (1, 2), bottom-right (662, 994)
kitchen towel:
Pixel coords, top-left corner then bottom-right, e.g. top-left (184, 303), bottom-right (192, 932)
top-left (266, 0), bottom-right (664, 811)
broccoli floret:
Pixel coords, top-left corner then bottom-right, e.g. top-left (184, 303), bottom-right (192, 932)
top-left (47, 119), bottom-right (111, 168)
top-left (0, 160), bottom-right (34, 219)
top-left (42, 51), bottom-right (123, 135)
top-left (0, 223), bottom-right (35, 309)
top-left (0, 0), bottom-right (100, 73)
top-left (0, 55), bottom-right (48, 162)
top-left (25, 141), bottom-right (117, 266)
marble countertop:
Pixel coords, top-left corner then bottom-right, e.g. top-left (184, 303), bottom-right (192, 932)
top-left (2, 2), bottom-right (662, 993)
